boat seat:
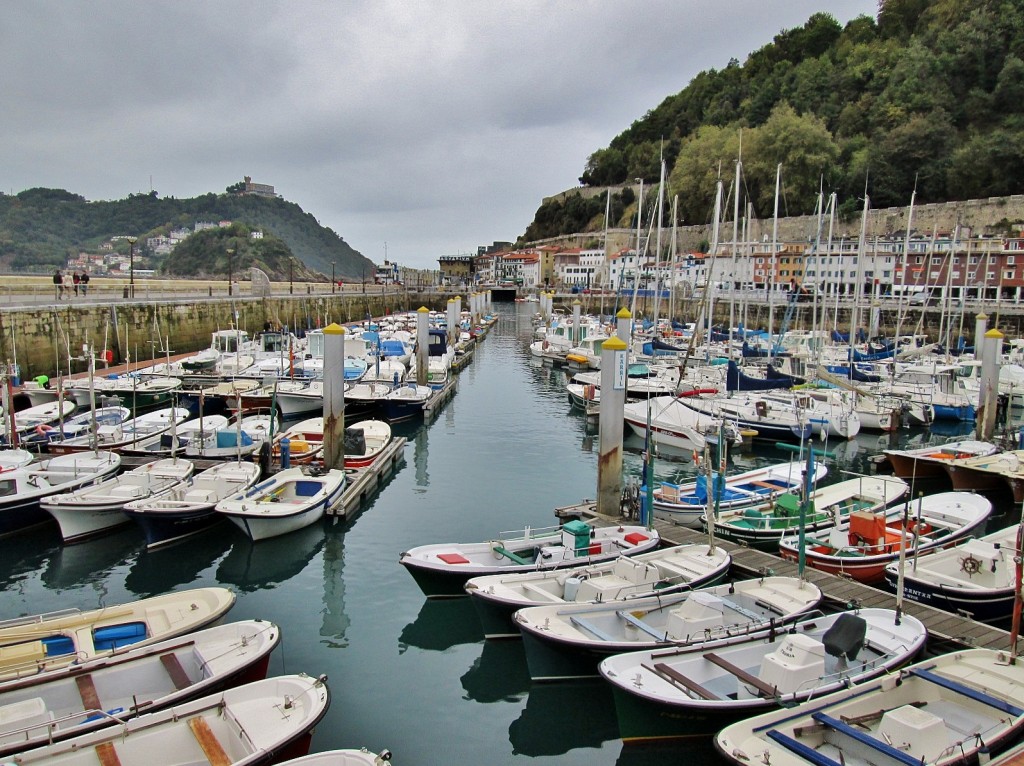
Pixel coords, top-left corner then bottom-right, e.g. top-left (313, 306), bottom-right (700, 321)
top-left (76, 673), bottom-right (101, 711)
top-left (519, 582), bottom-right (565, 602)
top-left (704, 651), bottom-right (775, 697)
top-left (719, 597), bottom-right (762, 622)
top-left (109, 485), bottom-right (147, 498)
top-left (160, 652), bottom-right (193, 690)
top-left (95, 742), bottom-right (122, 766)
top-left (811, 713), bottom-right (921, 766)
top-left (188, 716), bottom-right (232, 766)
top-left (183, 488), bottom-right (219, 505)
top-left (568, 615), bottom-right (617, 642)
top-left (492, 546), bottom-right (530, 565)
top-left (648, 661), bottom-right (720, 700)
top-left (616, 610), bottom-right (666, 640)
top-left (765, 729), bottom-right (843, 766)
top-left (908, 667), bottom-right (1024, 716)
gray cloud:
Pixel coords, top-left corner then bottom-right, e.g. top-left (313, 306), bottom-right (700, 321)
top-left (1, 0), bottom-right (877, 269)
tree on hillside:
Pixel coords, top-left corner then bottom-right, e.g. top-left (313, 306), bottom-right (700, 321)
top-left (745, 103), bottom-right (840, 217)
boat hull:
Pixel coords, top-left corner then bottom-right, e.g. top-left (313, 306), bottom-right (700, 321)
top-left (124, 505), bottom-right (224, 548)
top-left (42, 502), bottom-right (133, 543)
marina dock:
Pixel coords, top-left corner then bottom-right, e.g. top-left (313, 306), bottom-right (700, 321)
top-left (558, 502), bottom-right (1014, 652)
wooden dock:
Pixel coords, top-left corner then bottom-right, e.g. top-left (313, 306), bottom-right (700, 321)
top-left (556, 502), bottom-right (1015, 653)
top-left (335, 436), bottom-right (406, 516)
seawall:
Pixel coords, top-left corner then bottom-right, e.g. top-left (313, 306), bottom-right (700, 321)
top-left (0, 292), bottom-right (454, 379)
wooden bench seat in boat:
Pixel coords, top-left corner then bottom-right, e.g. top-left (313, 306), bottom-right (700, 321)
top-left (76, 673), bottom-right (101, 711)
top-left (95, 742), bottom-right (122, 766)
top-left (647, 661), bottom-right (719, 700)
top-left (704, 651), bottom-right (775, 697)
top-left (811, 712), bottom-right (921, 766)
top-left (188, 716), bottom-right (232, 766)
top-left (160, 651), bottom-right (193, 690)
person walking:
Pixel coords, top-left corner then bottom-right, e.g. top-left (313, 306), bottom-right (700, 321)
top-left (62, 272), bottom-right (71, 298)
top-left (72, 272), bottom-right (81, 297)
top-left (53, 269), bottom-right (64, 300)
top-left (80, 271), bottom-right (90, 296)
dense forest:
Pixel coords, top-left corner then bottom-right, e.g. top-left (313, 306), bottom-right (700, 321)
top-left (0, 186), bottom-right (373, 278)
top-left (162, 224), bottom-right (322, 282)
top-left (524, 0), bottom-right (1024, 241)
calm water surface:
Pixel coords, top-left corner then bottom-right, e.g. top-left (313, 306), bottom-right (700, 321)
top-left (0, 304), bottom-right (999, 766)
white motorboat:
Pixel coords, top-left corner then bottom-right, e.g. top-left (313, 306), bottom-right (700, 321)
top-left (715, 648), bottom-right (1024, 766)
top-left (45, 407), bottom-right (192, 455)
top-left (0, 451), bottom-right (122, 537)
top-left (124, 460), bottom-right (263, 548)
top-left (601, 607), bottom-right (928, 741)
top-left (41, 457), bottom-right (195, 543)
top-left (2, 674), bottom-right (329, 766)
top-left (515, 576), bottom-right (823, 681)
top-left (344, 419), bottom-right (392, 468)
top-left (401, 521), bottom-right (661, 598)
top-left (653, 459), bottom-right (827, 528)
top-left (465, 543), bottom-right (731, 638)
top-left (216, 465), bottom-right (345, 541)
top-left (0, 587), bottom-right (236, 681)
top-left (0, 619), bottom-right (280, 757)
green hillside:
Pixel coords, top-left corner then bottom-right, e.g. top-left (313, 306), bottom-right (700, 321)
top-left (526, 0), bottom-right (1024, 239)
top-left (0, 186), bottom-right (374, 278)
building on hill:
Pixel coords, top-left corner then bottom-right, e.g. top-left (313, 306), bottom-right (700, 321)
top-left (240, 176), bottom-right (279, 198)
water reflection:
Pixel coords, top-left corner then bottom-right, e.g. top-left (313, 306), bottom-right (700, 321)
top-left (319, 523), bottom-right (349, 647)
top-left (42, 526), bottom-right (140, 590)
top-left (411, 423), bottom-right (429, 488)
top-left (614, 737), bottom-right (720, 766)
top-left (398, 597), bottom-right (482, 653)
top-left (0, 525), bottom-right (58, 591)
top-left (460, 640), bottom-right (529, 704)
top-left (216, 520), bottom-right (326, 591)
top-left (125, 530), bottom-right (230, 596)
top-left (508, 679), bottom-right (620, 757)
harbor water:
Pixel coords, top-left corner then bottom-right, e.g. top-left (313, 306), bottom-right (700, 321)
top-left (0, 303), bottom-right (1007, 766)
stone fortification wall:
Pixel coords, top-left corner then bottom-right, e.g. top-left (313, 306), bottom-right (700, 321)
top-left (0, 293), bottom-right (452, 380)
top-left (534, 191), bottom-right (1024, 252)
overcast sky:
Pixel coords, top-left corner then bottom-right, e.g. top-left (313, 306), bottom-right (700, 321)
top-left (2, 1), bottom-right (877, 270)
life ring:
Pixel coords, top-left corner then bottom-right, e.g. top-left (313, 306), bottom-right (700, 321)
top-left (490, 541), bottom-right (505, 560)
top-left (959, 554), bottom-right (982, 576)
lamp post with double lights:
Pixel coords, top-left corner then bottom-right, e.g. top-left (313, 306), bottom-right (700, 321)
top-left (332, 261), bottom-right (336, 293)
top-left (289, 258), bottom-right (294, 295)
top-left (127, 236), bottom-right (137, 298)
top-left (227, 248), bottom-right (234, 296)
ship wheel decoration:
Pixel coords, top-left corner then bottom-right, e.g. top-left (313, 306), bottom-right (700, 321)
top-left (959, 554), bottom-right (982, 577)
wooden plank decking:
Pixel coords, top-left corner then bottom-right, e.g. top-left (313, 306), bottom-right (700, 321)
top-left (557, 502), bottom-right (1014, 652)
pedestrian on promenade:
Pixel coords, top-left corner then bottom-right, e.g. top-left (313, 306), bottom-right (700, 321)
top-left (72, 272), bottom-right (81, 296)
top-left (80, 271), bottom-right (90, 296)
top-left (53, 269), bottom-right (63, 300)
top-left (63, 272), bottom-right (71, 298)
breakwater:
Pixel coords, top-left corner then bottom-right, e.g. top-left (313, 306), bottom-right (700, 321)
top-left (0, 292), bottom-right (454, 379)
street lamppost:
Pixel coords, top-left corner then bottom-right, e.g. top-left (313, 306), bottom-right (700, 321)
top-left (227, 248), bottom-right (234, 296)
top-left (331, 261), bottom-right (336, 293)
top-left (289, 258), bottom-right (294, 295)
top-left (127, 236), bottom-right (137, 298)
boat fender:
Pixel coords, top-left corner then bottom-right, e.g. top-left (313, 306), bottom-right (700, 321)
top-left (489, 540), bottom-right (504, 560)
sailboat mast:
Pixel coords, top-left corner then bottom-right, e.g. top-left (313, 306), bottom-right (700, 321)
top-left (706, 180), bottom-right (724, 343)
top-left (851, 192), bottom-right (870, 350)
top-left (730, 152), bottom-right (742, 339)
top-left (767, 163), bottom-right (781, 359)
top-left (894, 188), bottom-right (917, 342)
